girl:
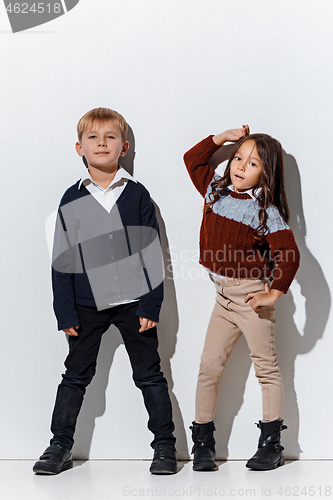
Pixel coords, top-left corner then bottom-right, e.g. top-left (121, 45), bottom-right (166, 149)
top-left (184, 126), bottom-right (300, 471)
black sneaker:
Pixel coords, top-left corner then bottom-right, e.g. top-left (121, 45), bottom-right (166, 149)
top-left (33, 444), bottom-right (73, 475)
top-left (149, 444), bottom-right (177, 474)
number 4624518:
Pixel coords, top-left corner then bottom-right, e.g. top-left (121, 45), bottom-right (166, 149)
top-left (6, 3), bottom-right (62, 14)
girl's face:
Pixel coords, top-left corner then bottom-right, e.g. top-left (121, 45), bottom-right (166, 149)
top-left (230, 140), bottom-right (264, 192)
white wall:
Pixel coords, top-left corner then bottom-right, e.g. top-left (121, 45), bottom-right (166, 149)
top-left (0, 0), bottom-right (332, 460)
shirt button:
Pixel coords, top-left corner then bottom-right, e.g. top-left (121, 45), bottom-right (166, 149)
top-left (109, 234), bottom-right (113, 239)
top-left (114, 276), bottom-right (118, 280)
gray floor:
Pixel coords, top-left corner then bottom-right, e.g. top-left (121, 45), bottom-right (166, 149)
top-left (1, 460), bottom-right (332, 499)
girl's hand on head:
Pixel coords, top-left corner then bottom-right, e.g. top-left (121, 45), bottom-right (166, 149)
top-left (242, 124), bottom-right (250, 136)
top-left (245, 285), bottom-right (283, 311)
top-left (213, 125), bottom-right (249, 146)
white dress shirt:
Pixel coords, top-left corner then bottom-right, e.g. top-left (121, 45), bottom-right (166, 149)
top-left (78, 166), bottom-right (137, 211)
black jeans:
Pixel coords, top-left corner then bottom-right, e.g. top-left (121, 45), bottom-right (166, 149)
top-left (50, 302), bottom-right (175, 450)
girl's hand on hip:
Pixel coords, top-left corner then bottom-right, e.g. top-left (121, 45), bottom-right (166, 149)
top-left (245, 284), bottom-right (283, 311)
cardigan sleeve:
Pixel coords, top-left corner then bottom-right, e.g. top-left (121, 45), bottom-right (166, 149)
top-left (183, 135), bottom-right (221, 197)
top-left (51, 203), bottom-right (81, 330)
top-left (135, 191), bottom-right (164, 323)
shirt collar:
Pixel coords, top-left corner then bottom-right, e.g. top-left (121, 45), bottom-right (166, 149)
top-left (228, 184), bottom-right (260, 200)
top-left (78, 166), bottom-right (137, 190)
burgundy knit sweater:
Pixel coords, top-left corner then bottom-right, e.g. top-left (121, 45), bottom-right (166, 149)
top-left (184, 135), bottom-right (300, 293)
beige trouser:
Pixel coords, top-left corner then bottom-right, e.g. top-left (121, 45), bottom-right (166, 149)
top-left (195, 275), bottom-right (283, 423)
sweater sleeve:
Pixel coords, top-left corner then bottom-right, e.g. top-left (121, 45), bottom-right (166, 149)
top-left (264, 207), bottom-right (300, 293)
top-left (183, 135), bottom-right (221, 197)
top-left (266, 229), bottom-right (300, 293)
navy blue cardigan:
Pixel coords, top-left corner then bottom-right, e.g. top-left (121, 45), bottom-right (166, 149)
top-left (52, 179), bottom-right (164, 330)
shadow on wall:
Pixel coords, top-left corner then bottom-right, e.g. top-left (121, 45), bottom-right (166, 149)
top-left (274, 151), bottom-right (330, 458)
top-left (207, 147), bottom-right (330, 460)
top-left (153, 203), bottom-right (188, 457)
top-left (71, 127), bottom-right (186, 459)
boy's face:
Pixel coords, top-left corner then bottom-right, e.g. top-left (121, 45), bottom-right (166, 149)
top-left (76, 120), bottom-right (129, 172)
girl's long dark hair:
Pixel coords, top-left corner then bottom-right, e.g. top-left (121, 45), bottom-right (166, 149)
top-left (205, 133), bottom-right (290, 239)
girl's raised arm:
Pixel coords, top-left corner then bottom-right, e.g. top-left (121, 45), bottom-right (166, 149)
top-left (184, 125), bottom-right (249, 197)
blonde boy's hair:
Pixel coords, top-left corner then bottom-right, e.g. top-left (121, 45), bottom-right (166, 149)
top-left (77, 107), bottom-right (128, 143)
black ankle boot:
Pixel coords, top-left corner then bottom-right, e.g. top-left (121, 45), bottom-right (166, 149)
top-left (246, 420), bottom-right (287, 470)
top-left (190, 421), bottom-right (218, 471)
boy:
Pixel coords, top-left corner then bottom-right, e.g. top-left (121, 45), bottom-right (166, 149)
top-left (33, 108), bottom-right (177, 475)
